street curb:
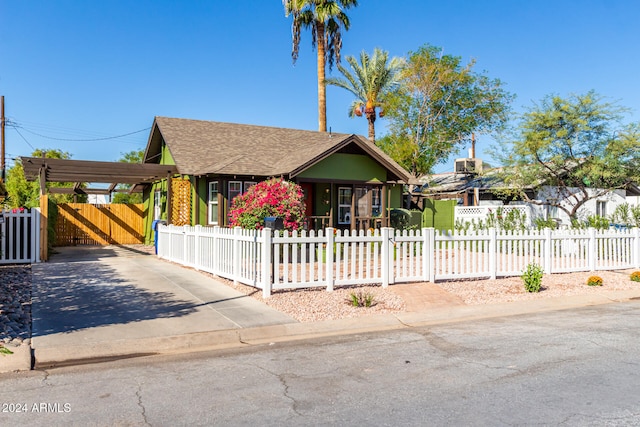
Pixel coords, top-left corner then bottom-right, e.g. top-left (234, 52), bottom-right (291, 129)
top-left (29, 289), bottom-right (640, 370)
top-left (0, 345), bottom-right (32, 373)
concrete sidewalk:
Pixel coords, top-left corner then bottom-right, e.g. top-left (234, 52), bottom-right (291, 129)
top-left (4, 245), bottom-right (640, 372)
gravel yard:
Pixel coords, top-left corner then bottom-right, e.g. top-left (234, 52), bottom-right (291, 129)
top-left (213, 268), bottom-right (640, 322)
top-left (0, 265), bottom-right (31, 349)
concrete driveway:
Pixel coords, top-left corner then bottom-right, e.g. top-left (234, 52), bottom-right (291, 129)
top-left (31, 246), bottom-right (296, 365)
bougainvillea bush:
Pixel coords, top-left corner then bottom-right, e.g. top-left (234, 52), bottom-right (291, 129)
top-left (228, 178), bottom-right (306, 231)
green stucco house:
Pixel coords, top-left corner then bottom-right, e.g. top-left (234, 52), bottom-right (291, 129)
top-left (142, 117), bottom-right (413, 244)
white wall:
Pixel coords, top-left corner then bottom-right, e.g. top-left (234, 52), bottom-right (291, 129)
top-left (535, 186), bottom-right (627, 226)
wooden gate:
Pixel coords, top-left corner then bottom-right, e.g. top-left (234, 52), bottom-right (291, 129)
top-left (54, 203), bottom-right (144, 246)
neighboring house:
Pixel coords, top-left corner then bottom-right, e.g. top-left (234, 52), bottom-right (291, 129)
top-left (418, 158), bottom-right (640, 227)
top-left (142, 117), bottom-right (413, 244)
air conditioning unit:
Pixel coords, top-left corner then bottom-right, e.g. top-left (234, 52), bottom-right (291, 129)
top-left (455, 158), bottom-right (483, 174)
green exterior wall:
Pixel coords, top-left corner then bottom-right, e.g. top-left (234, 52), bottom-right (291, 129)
top-left (194, 176), bottom-right (208, 226)
top-left (422, 198), bottom-right (456, 231)
top-left (298, 153), bottom-right (386, 182)
top-left (143, 142), bottom-right (176, 245)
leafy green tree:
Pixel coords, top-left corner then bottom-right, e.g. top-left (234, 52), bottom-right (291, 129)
top-left (283, 0), bottom-right (358, 132)
top-left (112, 149), bottom-right (144, 204)
top-left (4, 149), bottom-right (80, 208)
top-left (326, 48), bottom-right (404, 142)
top-left (379, 44), bottom-right (513, 178)
top-left (494, 91), bottom-right (640, 221)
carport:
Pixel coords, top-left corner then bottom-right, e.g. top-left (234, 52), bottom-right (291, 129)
top-left (21, 156), bottom-right (177, 260)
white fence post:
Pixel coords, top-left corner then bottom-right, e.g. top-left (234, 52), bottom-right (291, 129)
top-left (183, 225), bottom-right (189, 266)
top-left (32, 208), bottom-right (41, 263)
top-left (634, 227), bottom-right (640, 269)
top-left (326, 227), bottom-right (335, 292)
top-left (194, 225), bottom-right (201, 270)
top-left (261, 228), bottom-right (272, 298)
top-left (489, 228), bottom-right (497, 280)
top-left (543, 228), bottom-right (552, 274)
top-left (233, 226), bottom-right (241, 285)
top-left (381, 227), bottom-right (392, 287)
top-left (588, 227), bottom-right (597, 271)
top-left (422, 228), bottom-right (434, 282)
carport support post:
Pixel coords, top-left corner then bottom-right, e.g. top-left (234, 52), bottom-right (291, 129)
top-left (38, 167), bottom-right (48, 261)
top-left (166, 173), bottom-right (173, 225)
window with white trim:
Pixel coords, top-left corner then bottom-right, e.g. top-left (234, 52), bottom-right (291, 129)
top-left (208, 182), bottom-right (219, 225)
top-left (596, 201), bottom-right (607, 217)
top-left (154, 190), bottom-right (162, 220)
top-left (338, 187), bottom-right (352, 224)
top-left (371, 188), bottom-right (381, 216)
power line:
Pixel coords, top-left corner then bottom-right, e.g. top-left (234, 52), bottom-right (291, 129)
top-left (8, 123), bottom-right (150, 142)
top-left (10, 127), bottom-right (36, 151)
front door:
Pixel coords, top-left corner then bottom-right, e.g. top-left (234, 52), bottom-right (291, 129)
top-left (300, 183), bottom-right (314, 218)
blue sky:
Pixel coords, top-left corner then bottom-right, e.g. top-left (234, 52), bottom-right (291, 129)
top-left (2, 1), bottom-right (639, 173)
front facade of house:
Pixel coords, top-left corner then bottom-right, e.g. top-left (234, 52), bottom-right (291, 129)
top-left (141, 117), bottom-right (413, 244)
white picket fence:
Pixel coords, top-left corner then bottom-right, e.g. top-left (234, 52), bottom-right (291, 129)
top-left (0, 208), bottom-right (41, 264)
top-left (156, 225), bottom-right (640, 296)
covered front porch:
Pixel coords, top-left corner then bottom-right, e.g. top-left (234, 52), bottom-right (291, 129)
top-left (297, 180), bottom-right (403, 231)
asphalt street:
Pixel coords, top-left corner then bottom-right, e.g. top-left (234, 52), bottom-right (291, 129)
top-left (2, 300), bottom-right (640, 426)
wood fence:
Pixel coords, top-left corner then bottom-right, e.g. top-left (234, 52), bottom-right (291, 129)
top-left (157, 225), bottom-right (640, 296)
top-left (54, 203), bottom-right (144, 246)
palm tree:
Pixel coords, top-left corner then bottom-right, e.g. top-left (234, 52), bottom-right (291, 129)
top-left (283, 0), bottom-right (358, 132)
top-left (326, 48), bottom-right (404, 142)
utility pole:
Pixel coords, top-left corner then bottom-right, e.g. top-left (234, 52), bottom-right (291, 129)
top-left (1, 95), bottom-right (5, 182)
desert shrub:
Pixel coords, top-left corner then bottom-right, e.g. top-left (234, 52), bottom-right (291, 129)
top-left (630, 271), bottom-right (640, 282)
top-left (572, 215), bottom-right (609, 230)
top-left (534, 217), bottom-right (558, 230)
top-left (228, 178), bottom-right (305, 231)
top-left (522, 263), bottom-right (543, 293)
top-left (457, 207), bottom-right (528, 232)
top-left (348, 290), bottom-right (375, 307)
top-left (586, 276), bottom-right (603, 286)
top-left (610, 203), bottom-right (640, 228)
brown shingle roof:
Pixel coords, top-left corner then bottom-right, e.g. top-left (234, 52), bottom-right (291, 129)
top-left (146, 117), bottom-right (412, 182)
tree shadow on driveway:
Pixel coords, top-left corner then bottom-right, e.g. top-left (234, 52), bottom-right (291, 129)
top-left (31, 259), bottom-right (198, 336)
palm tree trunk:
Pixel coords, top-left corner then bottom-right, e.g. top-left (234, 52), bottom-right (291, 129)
top-left (365, 104), bottom-right (376, 142)
top-left (316, 24), bottom-right (327, 132)
top-left (368, 121), bottom-right (375, 142)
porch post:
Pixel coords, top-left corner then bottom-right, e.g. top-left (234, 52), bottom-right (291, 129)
top-left (350, 184), bottom-right (356, 230)
top-left (381, 183), bottom-right (388, 227)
